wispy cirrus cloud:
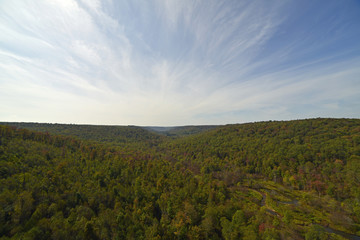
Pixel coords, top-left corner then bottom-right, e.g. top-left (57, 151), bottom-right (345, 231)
top-left (0, 0), bottom-right (359, 125)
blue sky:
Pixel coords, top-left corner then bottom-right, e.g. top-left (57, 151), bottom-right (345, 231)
top-left (1, 0), bottom-right (360, 126)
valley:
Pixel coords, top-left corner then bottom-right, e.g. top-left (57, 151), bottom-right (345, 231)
top-left (0, 118), bottom-right (359, 239)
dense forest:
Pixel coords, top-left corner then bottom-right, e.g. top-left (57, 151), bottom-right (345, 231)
top-left (0, 118), bottom-right (359, 239)
top-left (0, 123), bottom-right (164, 148)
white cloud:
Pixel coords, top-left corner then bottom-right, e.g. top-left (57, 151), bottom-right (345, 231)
top-left (70, 40), bottom-right (102, 66)
top-left (0, 0), bottom-right (359, 125)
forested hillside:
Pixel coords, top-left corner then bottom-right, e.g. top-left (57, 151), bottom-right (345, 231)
top-left (1, 118), bottom-right (359, 239)
top-left (0, 122), bottom-right (164, 148)
top-left (167, 118), bottom-right (360, 198)
top-left (0, 122), bottom-right (217, 140)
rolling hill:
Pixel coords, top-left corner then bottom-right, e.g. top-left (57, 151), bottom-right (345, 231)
top-left (0, 118), bottom-right (359, 239)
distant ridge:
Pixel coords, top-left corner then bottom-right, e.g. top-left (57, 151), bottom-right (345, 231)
top-left (0, 122), bottom-right (164, 147)
top-left (143, 125), bottom-right (218, 137)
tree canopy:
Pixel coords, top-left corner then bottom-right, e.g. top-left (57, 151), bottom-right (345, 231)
top-left (1, 118), bottom-right (359, 239)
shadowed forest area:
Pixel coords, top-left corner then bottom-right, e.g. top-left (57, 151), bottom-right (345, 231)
top-left (0, 118), bottom-right (360, 239)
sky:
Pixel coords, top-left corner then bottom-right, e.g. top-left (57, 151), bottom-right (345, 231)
top-left (1, 0), bottom-right (360, 126)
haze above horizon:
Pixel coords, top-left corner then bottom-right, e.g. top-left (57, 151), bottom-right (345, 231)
top-left (1, 0), bottom-right (360, 126)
